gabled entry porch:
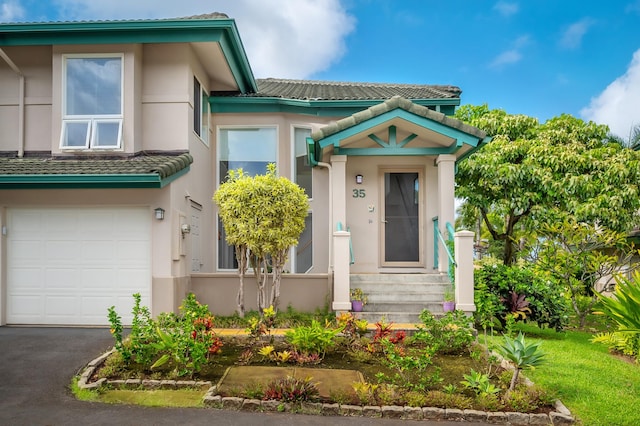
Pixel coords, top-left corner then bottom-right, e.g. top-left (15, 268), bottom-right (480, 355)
top-left (306, 96), bottom-right (489, 317)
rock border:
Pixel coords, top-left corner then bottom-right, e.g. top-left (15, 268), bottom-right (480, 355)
top-left (78, 349), bottom-right (575, 425)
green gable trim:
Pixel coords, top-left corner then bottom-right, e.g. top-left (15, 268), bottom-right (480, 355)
top-left (335, 145), bottom-right (460, 156)
top-left (0, 18), bottom-right (256, 93)
top-left (210, 96), bottom-right (460, 117)
top-left (317, 109), bottom-right (484, 151)
top-left (0, 167), bottom-right (189, 189)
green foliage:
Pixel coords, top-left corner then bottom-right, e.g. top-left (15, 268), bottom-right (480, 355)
top-left (214, 164), bottom-right (310, 315)
top-left (349, 287), bottom-right (367, 304)
top-left (108, 293), bottom-right (223, 377)
top-left (284, 320), bottom-right (340, 358)
top-left (596, 271), bottom-right (640, 333)
top-left (474, 260), bottom-right (569, 331)
top-left (460, 369), bottom-right (500, 396)
top-left (536, 220), bottom-right (638, 328)
top-left (591, 332), bottom-right (640, 360)
top-left (455, 105), bottom-right (640, 265)
top-left (412, 310), bottom-right (475, 355)
top-left (496, 332), bottom-right (546, 391)
top-left (262, 375), bottom-right (319, 402)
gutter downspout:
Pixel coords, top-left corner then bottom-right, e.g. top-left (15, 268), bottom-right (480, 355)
top-left (315, 161), bottom-right (333, 298)
top-left (0, 48), bottom-right (25, 158)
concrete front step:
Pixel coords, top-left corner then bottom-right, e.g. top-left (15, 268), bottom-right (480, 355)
top-left (350, 273), bottom-right (451, 325)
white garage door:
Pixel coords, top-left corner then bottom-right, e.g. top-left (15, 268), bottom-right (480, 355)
top-left (7, 207), bottom-right (151, 325)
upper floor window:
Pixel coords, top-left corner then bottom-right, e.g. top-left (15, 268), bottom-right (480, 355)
top-left (194, 76), bottom-right (210, 145)
top-left (294, 127), bottom-right (312, 198)
top-left (60, 55), bottom-right (123, 149)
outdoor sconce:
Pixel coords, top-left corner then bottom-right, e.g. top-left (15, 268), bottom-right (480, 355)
top-left (355, 174), bottom-right (363, 184)
top-left (154, 207), bottom-right (165, 220)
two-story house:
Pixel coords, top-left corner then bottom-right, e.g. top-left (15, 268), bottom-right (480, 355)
top-left (0, 13), bottom-right (487, 326)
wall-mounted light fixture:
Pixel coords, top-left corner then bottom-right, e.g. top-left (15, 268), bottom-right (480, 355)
top-left (154, 207), bottom-right (165, 220)
top-left (355, 174), bottom-right (363, 184)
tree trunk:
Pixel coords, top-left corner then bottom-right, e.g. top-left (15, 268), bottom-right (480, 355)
top-left (509, 368), bottom-right (521, 391)
top-left (235, 245), bottom-right (247, 317)
top-left (269, 250), bottom-right (286, 312)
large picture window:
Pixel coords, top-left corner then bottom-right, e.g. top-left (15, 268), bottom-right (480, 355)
top-left (218, 127), bottom-right (277, 269)
top-left (60, 55), bottom-right (123, 149)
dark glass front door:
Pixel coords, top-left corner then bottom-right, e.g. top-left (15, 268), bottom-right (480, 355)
top-left (383, 172), bottom-right (420, 263)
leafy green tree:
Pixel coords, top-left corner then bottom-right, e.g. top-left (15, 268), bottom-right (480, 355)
top-left (535, 220), bottom-right (638, 328)
top-left (214, 164), bottom-right (309, 316)
top-left (455, 105), bottom-right (640, 265)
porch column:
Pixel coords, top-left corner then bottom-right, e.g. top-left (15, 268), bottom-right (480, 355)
top-left (330, 155), bottom-right (351, 311)
top-left (333, 229), bottom-right (352, 311)
top-left (454, 230), bottom-right (476, 315)
top-left (436, 154), bottom-right (456, 272)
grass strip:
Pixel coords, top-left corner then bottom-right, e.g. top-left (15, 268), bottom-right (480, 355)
top-left (489, 324), bottom-right (640, 426)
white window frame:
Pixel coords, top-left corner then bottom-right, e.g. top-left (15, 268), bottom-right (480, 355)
top-left (216, 125), bottom-right (279, 271)
top-left (194, 76), bottom-right (210, 146)
top-left (60, 54), bottom-right (124, 150)
top-left (292, 125), bottom-right (313, 200)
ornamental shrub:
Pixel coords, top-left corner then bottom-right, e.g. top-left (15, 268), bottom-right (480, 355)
top-left (474, 259), bottom-right (569, 331)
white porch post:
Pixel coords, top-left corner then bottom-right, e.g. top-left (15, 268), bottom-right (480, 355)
top-left (436, 154), bottom-right (456, 273)
top-left (330, 155), bottom-right (351, 311)
top-left (454, 230), bottom-right (476, 315)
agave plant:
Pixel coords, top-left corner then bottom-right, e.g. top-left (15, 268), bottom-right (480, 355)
top-left (596, 272), bottom-right (640, 333)
top-left (496, 332), bottom-right (545, 391)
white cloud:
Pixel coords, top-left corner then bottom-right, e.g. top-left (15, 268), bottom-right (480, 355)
top-left (489, 35), bottom-right (529, 69)
top-left (559, 18), bottom-right (595, 49)
top-left (48, 0), bottom-right (355, 79)
top-left (493, 1), bottom-right (519, 17)
top-left (0, 0), bottom-right (25, 21)
top-left (581, 48), bottom-right (640, 138)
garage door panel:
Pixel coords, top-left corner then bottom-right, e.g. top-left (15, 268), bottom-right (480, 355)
top-left (7, 207), bottom-right (151, 325)
top-left (46, 269), bottom-right (80, 290)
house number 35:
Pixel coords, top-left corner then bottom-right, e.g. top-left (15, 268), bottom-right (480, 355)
top-left (352, 189), bottom-right (366, 198)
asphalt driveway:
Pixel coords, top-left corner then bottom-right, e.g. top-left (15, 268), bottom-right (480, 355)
top-left (0, 327), bottom-right (487, 425)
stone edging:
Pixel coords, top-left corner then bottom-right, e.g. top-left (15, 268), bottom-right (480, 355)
top-left (78, 349), bottom-right (575, 425)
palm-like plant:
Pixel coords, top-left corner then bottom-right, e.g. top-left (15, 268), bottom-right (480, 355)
top-left (596, 272), bottom-right (640, 333)
top-left (496, 332), bottom-right (545, 391)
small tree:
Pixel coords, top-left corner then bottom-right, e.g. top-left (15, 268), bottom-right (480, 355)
top-left (214, 164), bottom-right (309, 316)
top-left (496, 332), bottom-right (545, 391)
top-left (536, 220), bottom-right (638, 328)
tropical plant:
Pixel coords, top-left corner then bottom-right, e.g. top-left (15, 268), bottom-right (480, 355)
top-left (474, 259), bottom-right (569, 331)
top-left (284, 320), bottom-right (340, 358)
top-left (412, 310), bottom-right (475, 355)
top-left (460, 369), bottom-right (500, 396)
top-left (595, 271), bottom-right (640, 333)
top-left (496, 332), bottom-right (545, 391)
top-left (349, 287), bottom-right (368, 304)
top-left (262, 375), bottom-right (319, 402)
top-left (214, 164), bottom-right (309, 316)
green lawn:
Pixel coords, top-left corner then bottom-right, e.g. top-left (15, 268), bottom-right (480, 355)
top-left (488, 324), bottom-right (640, 426)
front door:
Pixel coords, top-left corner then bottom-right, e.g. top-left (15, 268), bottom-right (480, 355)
top-left (381, 171), bottom-right (422, 266)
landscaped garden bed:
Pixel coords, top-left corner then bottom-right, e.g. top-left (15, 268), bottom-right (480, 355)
top-left (74, 293), bottom-right (576, 424)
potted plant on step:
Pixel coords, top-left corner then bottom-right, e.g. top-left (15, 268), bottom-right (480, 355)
top-left (443, 286), bottom-right (455, 312)
top-left (350, 288), bottom-right (367, 312)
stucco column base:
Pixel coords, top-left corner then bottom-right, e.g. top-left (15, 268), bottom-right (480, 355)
top-left (454, 230), bottom-right (476, 316)
top-left (332, 230), bottom-right (351, 312)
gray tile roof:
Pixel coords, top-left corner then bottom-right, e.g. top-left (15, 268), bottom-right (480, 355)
top-left (0, 153), bottom-right (193, 179)
top-left (311, 95), bottom-right (486, 142)
top-left (221, 78), bottom-right (461, 101)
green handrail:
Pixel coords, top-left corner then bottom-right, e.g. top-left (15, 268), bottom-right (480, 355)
top-left (336, 222), bottom-right (355, 265)
top-left (432, 217), bottom-right (456, 279)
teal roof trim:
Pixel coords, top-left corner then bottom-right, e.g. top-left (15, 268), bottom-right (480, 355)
top-left (0, 166), bottom-right (189, 189)
top-left (335, 145), bottom-right (460, 156)
top-left (210, 96), bottom-right (460, 116)
top-left (317, 109), bottom-right (484, 151)
top-left (0, 18), bottom-right (257, 93)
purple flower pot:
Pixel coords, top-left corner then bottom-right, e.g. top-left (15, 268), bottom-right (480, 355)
top-left (351, 300), bottom-right (364, 312)
top-left (443, 301), bottom-right (456, 312)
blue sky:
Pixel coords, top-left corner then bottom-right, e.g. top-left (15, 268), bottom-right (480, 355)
top-left (2, 0), bottom-right (639, 138)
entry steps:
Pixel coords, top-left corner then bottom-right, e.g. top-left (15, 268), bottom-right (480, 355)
top-left (349, 273), bottom-right (451, 325)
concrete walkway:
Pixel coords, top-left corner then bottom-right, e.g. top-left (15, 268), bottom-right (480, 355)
top-left (0, 326), bottom-right (486, 426)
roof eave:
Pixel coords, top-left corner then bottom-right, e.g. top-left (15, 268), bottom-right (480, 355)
top-left (0, 18), bottom-right (257, 93)
top-left (0, 167), bottom-right (189, 189)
